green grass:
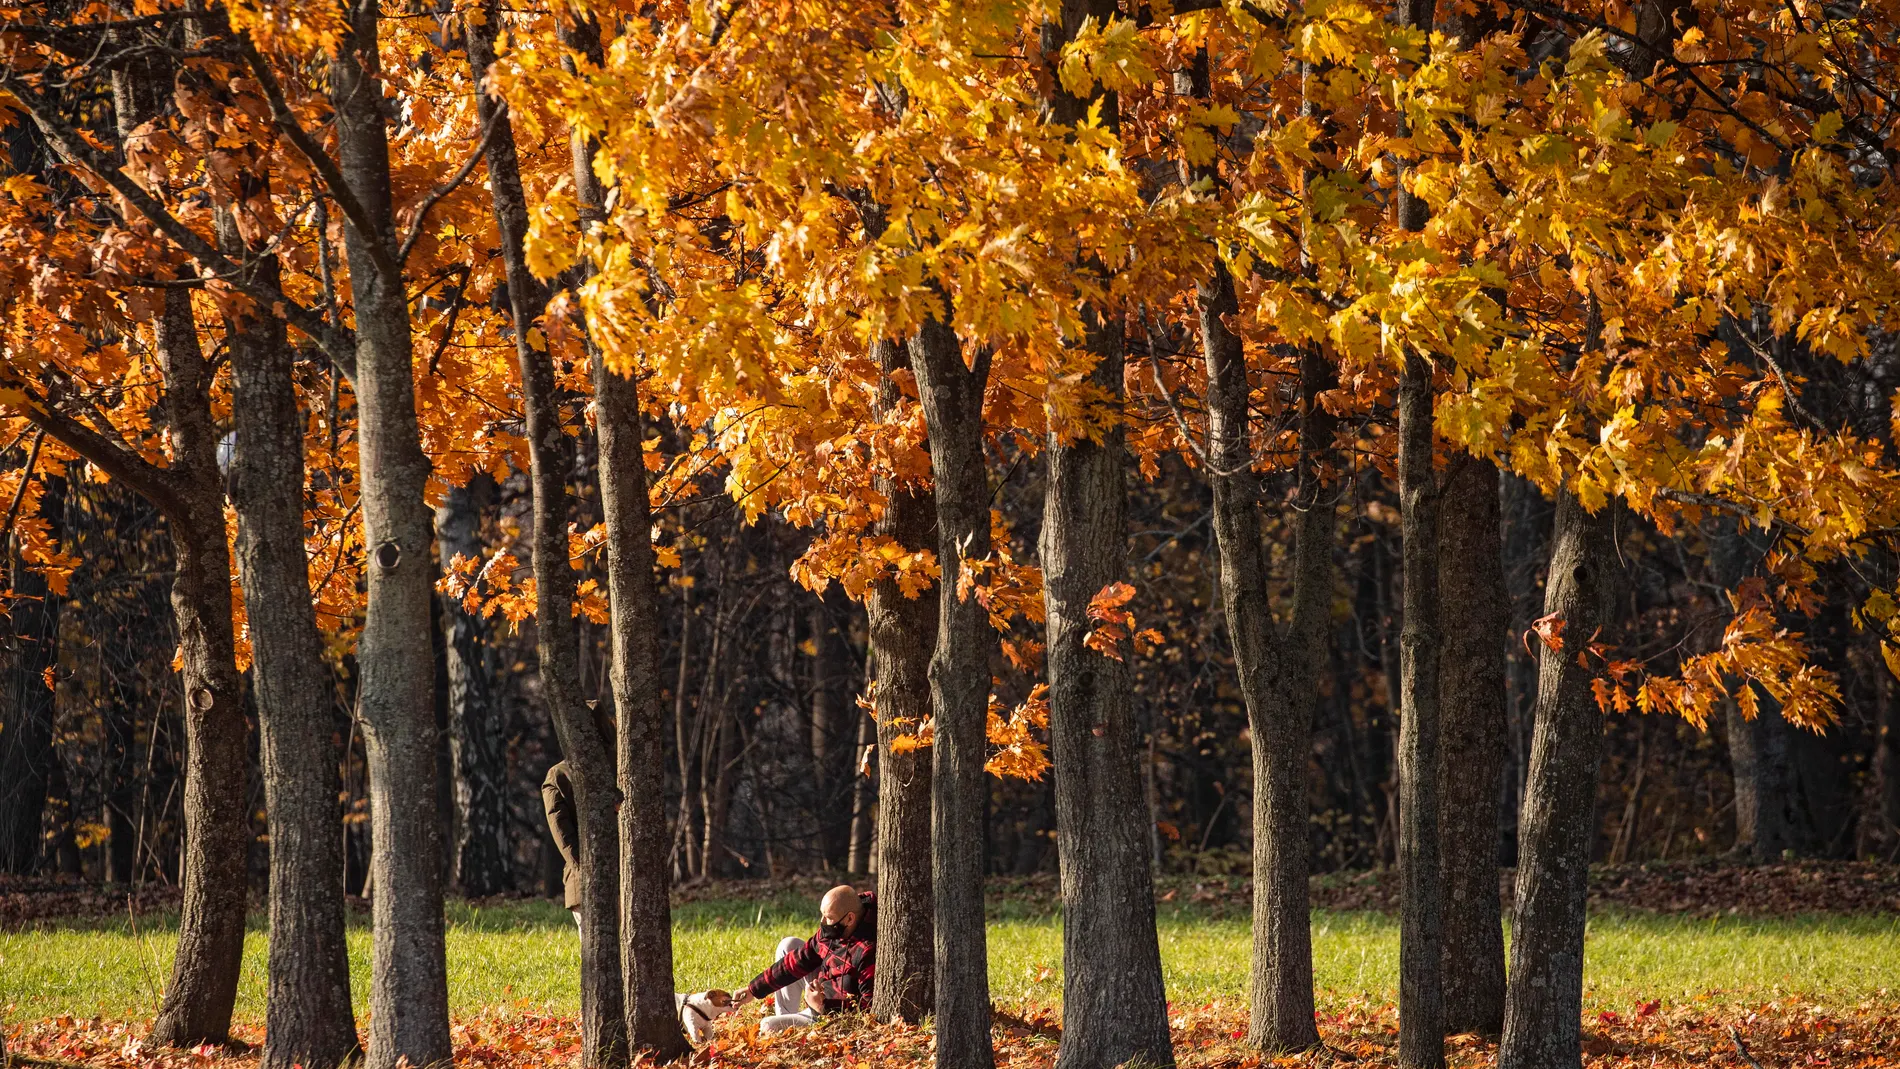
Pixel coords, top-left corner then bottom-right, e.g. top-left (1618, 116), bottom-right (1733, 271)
top-left (3, 896), bottom-right (1896, 1024)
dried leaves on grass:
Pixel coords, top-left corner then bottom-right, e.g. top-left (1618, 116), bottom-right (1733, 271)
top-left (7, 999), bottom-right (1897, 1069)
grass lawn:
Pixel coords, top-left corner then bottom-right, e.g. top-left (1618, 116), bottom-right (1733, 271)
top-left (3, 891), bottom-right (1896, 1025)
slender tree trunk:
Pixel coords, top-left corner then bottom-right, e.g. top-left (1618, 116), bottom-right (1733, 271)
top-left (148, 280), bottom-right (249, 1051)
top-left (1191, 50), bottom-right (1331, 1050)
top-left (1041, 311), bottom-right (1173, 1069)
top-left (596, 360), bottom-right (688, 1060)
top-left (2, 469), bottom-right (60, 875)
top-left (907, 313), bottom-right (995, 1069)
top-left (1396, 351), bottom-right (1445, 1069)
top-left (847, 697), bottom-right (875, 876)
top-left (435, 477), bottom-right (513, 896)
top-left (541, 12), bottom-right (688, 1057)
top-left (1393, 0), bottom-right (1443, 1054)
top-left (1435, 458), bottom-right (1508, 1037)
top-left (229, 263), bottom-right (360, 1069)
top-left (867, 336), bottom-right (940, 1024)
top-left (93, 37), bottom-right (251, 1049)
top-left (470, 10), bottom-right (629, 1061)
top-left (1498, 491), bottom-right (1620, 1069)
top-left (331, 9), bottom-right (451, 1063)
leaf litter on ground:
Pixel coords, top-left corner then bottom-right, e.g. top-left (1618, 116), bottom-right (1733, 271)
top-left (6, 997), bottom-right (1898, 1069)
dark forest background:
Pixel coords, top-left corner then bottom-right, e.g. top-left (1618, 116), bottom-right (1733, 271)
top-left (6, 428), bottom-right (1894, 896)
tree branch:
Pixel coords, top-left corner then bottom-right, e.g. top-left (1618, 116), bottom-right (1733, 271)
top-left (235, 32), bottom-right (402, 283)
top-left (0, 378), bottom-right (188, 522)
top-left (0, 73), bottom-right (358, 375)
top-left (397, 102), bottom-right (507, 266)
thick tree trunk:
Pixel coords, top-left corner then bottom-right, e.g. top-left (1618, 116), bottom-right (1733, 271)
top-left (867, 336), bottom-right (939, 1024)
top-left (435, 477), bottom-right (513, 896)
top-left (229, 268), bottom-right (360, 1069)
top-left (907, 313), bottom-right (995, 1069)
top-left (1498, 491), bottom-right (1621, 1069)
top-left (470, 10), bottom-right (629, 1061)
top-left (1435, 458), bottom-right (1508, 1037)
top-left (1, 470), bottom-right (60, 875)
top-left (1041, 313), bottom-right (1173, 1069)
top-left (331, 10), bottom-right (451, 1064)
top-left (1033, 10), bottom-right (1169, 1066)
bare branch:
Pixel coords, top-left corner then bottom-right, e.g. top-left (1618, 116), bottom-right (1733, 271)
top-left (0, 377), bottom-right (187, 522)
top-left (234, 32), bottom-right (402, 283)
top-left (0, 73), bottom-right (357, 372)
top-left (398, 103), bottom-right (508, 266)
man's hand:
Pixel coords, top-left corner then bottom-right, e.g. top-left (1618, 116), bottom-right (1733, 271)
top-left (803, 985), bottom-right (823, 1015)
top-left (732, 990), bottom-right (755, 1009)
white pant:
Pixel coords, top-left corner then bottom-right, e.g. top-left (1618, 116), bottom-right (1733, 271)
top-left (760, 936), bottom-right (818, 1036)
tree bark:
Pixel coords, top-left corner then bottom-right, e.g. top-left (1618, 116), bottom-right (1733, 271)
top-left (866, 336), bottom-right (939, 1025)
top-left (147, 290), bottom-right (250, 1050)
top-left (331, 9), bottom-right (451, 1064)
top-left (1392, 0), bottom-right (1443, 1055)
top-left (543, 11), bottom-right (689, 1058)
top-left (595, 359), bottom-right (688, 1061)
top-left (1, 469), bottom-right (61, 875)
top-left (1435, 458), bottom-right (1507, 1037)
top-left (907, 313), bottom-right (995, 1069)
top-left (435, 477), bottom-right (513, 896)
top-left (1396, 350), bottom-right (1444, 1069)
top-left (1192, 55), bottom-right (1332, 1051)
top-left (1040, 308), bottom-right (1174, 1069)
top-left (469, 8), bottom-right (630, 1062)
top-left (1033, 9), bottom-right (1170, 1066)
top-left (229, 266), bottom-right (360, 1069)
top-left (1498, 491), bottom-right (1621, 1069)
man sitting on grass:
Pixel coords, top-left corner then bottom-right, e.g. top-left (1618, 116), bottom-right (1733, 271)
top-left (733, 884), bottom-right (877, 1035)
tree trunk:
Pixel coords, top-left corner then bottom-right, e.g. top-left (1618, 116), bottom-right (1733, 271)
top-left (1435, 458), bottom-right (1506, 1036)
top-left (148, 284), bottom-right (249, 1051)
top-left (810, 595), bottom-right (852, 867)
top-left (94, 37), bottom-right (252, 1049)
top-left (331, 9), bottom-right (452, 1064)
top-left (1707, 521), bottom-right (1807, 862)
top-left (596, 358), bottom-right (689, 1061)
top-left (1396, 350), bottom-right (1444, 1069)
top-left (435, 477), bottom-right (513, 896)
top-left (907, 313), bottom-right (995, 1069)
top-left (1040, 310), bottom-right (1173, 1069)
top-left (847, 697), bottom-right (874, 876)
top-left (1498, 491), bottom-right (1620, 1069)
top-left (1192, 53), bottom-right (1331, 1046)
top-left (541, 11), bottom-right (688, 1058)
top-left (2, 468), bottom-right (61, 875)
top-left (1392, 0), bottom-right (1443, 1052)
top-left (229, 265), bottom-right (360, 1069)
top-left (469, 10), bottom-right (629, 1062)
top-left (866, 336), bottom-right (939, 1025)
top-left (1032, 10), bottom-right (1169, 1066)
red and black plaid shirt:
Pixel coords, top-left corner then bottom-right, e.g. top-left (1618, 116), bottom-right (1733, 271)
top-left (746, 890), bottom-right (877, 1013)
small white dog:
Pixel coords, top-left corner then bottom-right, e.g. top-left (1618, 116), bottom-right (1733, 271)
top-left (675, 988), bottom-right (741, 1045)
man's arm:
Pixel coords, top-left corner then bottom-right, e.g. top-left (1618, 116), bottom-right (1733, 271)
top-left (743, 938), bottom-right (821, 1001)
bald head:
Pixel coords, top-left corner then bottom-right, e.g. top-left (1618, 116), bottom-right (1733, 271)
top-left (819, 884), bottom-right (863, 938)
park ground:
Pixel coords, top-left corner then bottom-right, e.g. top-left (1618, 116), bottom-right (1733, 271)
top-left (3, 862), bottom-right (1898, 1067)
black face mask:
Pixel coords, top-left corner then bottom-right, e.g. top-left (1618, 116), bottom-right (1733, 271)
top-left (818, 918), bottom-right (849, 941)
